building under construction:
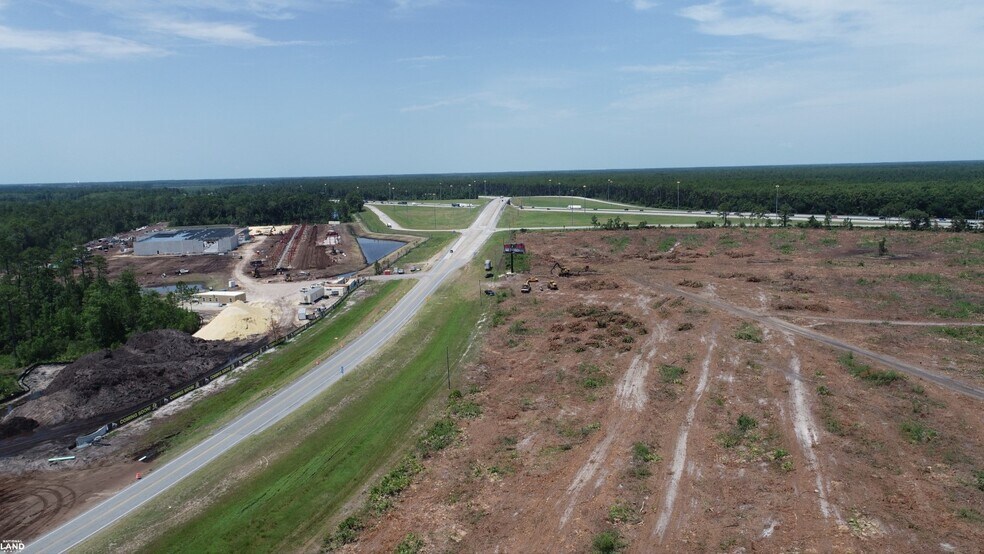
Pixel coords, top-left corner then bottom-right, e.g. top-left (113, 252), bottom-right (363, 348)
top-left (134, 227), bottom-right (239, 256)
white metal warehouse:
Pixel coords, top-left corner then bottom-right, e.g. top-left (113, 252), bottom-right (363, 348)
top-left (134, 227), bottom-right (239, 256)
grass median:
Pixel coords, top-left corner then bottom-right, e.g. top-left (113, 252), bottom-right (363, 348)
top-left (373, 203), bottom-right (480, 230)
top-left (137, 279), bottom-right (413, 459)
top-left (83, 250), bottom-right (490, 553)
top-left (357, 210), bottom-right (456, 266)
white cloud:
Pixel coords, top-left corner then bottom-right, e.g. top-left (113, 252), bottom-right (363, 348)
top-left (679, 1), bottom-right (984, 47)
top-left (141, 16), bottom-right (277, 46)
top-left (71, 0), bottom-right (318, 21)
top-left (392, 0), bottom-right (445, 11)
top-left (0, 24), bottom-right (165, 61)
top-left (401, 91), bottom-right (528, 113)
top-left (627, 0), bottom-right (659, 10)
top-left (396, 55), bottom-right (451, 64)
top-left (618, 63), bottom-right (710, 74)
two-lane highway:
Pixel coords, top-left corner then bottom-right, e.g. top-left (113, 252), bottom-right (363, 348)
top-left (28, 198), bottom-right (509, 553)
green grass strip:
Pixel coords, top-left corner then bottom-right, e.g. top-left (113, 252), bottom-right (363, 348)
top-left (373, 203), bottom-right (480, 230)
top-left (135, 280), bottom-right (481, 552)
top-left (140, 280), bottom-right (412, 458)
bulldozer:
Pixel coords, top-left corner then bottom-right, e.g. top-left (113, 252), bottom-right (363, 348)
top-left (547, 280), bottom-right (558, 290)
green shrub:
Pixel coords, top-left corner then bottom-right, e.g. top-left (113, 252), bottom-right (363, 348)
top-left (901, 420), bottom-right (938, 443)
top-left (592, 529), bottom-right (627, 553)
top-left (323, 516), bottom-right (364, 550)
top-left (632, 442), bottom-right (657, 463)
top-left (394, 533), bottom-right (425, 554)
top-left (607, 503), bottom-right (640, 524)
top-left (579, 363), bottom-right (610, 389)
top-left (737, 414), bottom-right (758, 432)
top-left (839, 352), bottom-right (906, 385)
top-left (418, 418), bottom-right (459, 456)
top-left (734, 322), bottom-right (763, 343)
top-left (659, 364), bottom-right (686, 384)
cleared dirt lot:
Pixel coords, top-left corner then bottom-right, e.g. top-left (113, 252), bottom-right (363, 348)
top-left (352, 228), bottom-right (983, 552)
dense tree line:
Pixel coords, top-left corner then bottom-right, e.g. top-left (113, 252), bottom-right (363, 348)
top-left (0, 161), bottom-right (980, 370)
top-left (0, 257), bottom-right (200, 373)
top-left (349, 161), bottom-right (983, 219)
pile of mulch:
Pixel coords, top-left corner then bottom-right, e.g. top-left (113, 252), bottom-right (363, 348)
top-left (5, 329), bottom-right (254, 428)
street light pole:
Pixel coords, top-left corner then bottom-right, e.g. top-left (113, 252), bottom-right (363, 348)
top-left (775, 185), bottom-right (780, 215)
top-left (677, 180), bottom-right (681, 210)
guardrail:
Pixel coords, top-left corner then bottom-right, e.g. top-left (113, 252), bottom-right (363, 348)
top-left (74, 277), bottom-right (367, 447)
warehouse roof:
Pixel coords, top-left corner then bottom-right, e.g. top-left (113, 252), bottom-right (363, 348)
top-left (137, 227), bottom-right (236, 243)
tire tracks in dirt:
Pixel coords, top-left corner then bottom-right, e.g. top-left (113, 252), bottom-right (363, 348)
top-left (776, 333), bottom-right (841, 523)
top-left (650, 327), bottom-right (718, 542)
top-left (558, 318), bottom-right (666, 529)
top-left (628, 275), bottom-right (984, 402)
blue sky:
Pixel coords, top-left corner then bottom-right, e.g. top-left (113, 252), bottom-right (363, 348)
top-left (1, 0), bottom-right (983, 184)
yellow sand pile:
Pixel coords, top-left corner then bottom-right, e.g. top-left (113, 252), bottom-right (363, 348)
top-left (194, 301), bottom-right (275, 341)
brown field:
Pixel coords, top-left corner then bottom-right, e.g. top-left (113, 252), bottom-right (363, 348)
top-left (350, 227), bottom-right (984, 553)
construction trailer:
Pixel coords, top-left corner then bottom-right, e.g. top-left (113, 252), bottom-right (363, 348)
top-left (297, 308), bottom-right (313, 320)
top-left (300, 285), bottom-right (325, 305)
top-left (324, 277), bottom-right (359, 296)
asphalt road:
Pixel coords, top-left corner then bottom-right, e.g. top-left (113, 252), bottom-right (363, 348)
top-left (27, 198), bottom-right (509, 554)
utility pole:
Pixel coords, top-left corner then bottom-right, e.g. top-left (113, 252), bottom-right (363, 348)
top-left (677, 181), bottom-right (681, 210)
top-left (775, 185), bottom-right (780, 215)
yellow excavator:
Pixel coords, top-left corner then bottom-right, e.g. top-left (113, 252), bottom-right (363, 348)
top-left (547, 280), bottom-right (558, 290)
top-left (550, 262), bottom-right (571, 277)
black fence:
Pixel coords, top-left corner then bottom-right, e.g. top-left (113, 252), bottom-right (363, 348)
top-left (77, 278), bottom-right (366, 444)
top-left (0, 360), bottom-right (76, 408)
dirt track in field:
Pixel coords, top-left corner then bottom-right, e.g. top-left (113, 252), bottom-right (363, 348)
top-left (347, 227), bottom-right (984, 553)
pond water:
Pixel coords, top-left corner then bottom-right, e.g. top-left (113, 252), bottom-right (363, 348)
top-left (143, 282), bottom-right (206, 295)
top-left (356, 237), bottom-right (405, 264)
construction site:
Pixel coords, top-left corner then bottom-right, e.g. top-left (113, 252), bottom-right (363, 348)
top-left (0, 219), bottom-right (389, 541)
top-left (347, 227), bottom-right (984, 553)
top-left (3, 219), bottom-right (982, 551)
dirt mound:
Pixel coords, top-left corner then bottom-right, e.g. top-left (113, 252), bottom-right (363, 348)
top-left (0, 417), bottom-right (39, 439)
top-left (9, 330), bottom-right (253, 427)
top-left (571, 279), bottom-right (620, 291)
top-left (194, 301), bottom-right (275, 341)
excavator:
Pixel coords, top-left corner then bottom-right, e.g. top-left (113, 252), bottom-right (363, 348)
top-left (550, 261), bottom-right (594, 277)
top-left (547, 280), bottom-right (558, 290)
top-left (550, 262), bottom-right (571, 277)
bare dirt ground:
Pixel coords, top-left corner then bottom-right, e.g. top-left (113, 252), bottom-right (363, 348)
top-left (351, 227), bottom-right (984, 553)
top-left (251, 223), bottom-right (365, 278)
top-left (0, 459), bottom-right (145, 541)
top-left (102, 250), bottom-right (239, 288)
